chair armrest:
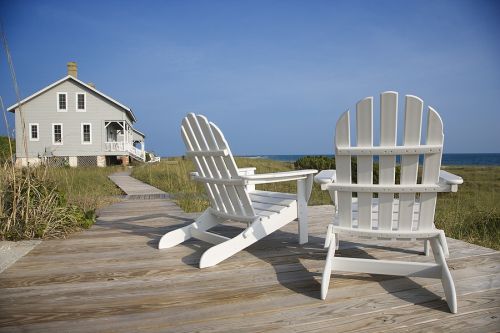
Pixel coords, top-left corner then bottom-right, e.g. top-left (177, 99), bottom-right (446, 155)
top-left (439, 170), bottom-right (463, 185)
top-left (314, 170), bottom-right (337, 190)
top-left (439, 170), bottom-right (463, 193)
top-left (189, 171), bottom-right (199, 180)
top-left (240, 169), bottom-right (317, 185)
top-left (238, 167), bottom-right (256, 176)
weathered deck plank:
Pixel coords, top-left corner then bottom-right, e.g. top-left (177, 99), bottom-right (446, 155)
top-left (0, 174), bottom-right (498, 332)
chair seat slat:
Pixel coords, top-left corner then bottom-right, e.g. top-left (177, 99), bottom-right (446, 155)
top-left (249, 193), bottom-right (295, 207)
top-left (249, 190), bottom-right (296, 200)
top-left (251, 201), bottom-right (290, 213)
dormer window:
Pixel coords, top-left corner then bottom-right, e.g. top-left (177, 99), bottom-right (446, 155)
top-left (57, 92), bottom-right (67, 112)
top-left (76, 93), bottom-right (86, 112)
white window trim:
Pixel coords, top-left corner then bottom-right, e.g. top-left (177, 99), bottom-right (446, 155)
top-left (57, 92), bottom-right (68, 112)
top-left (81, 122), bottom-right (92, 144)
top-left (52, 123), bottom-right (63, 145)
top-left (29, 123), bottom-right (39, 141)
top-left (76, 92), bottom-right (86, 112)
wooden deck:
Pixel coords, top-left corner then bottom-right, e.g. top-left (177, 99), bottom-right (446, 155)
top-left (0, 175), bottom-right (499, 332)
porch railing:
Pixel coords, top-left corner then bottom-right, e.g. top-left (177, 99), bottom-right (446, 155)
top-left (104, 141), bottom-right (145, 161)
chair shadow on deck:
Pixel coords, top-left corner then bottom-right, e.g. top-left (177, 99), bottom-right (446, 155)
top-left (98, 209), bottom-right (448, 312)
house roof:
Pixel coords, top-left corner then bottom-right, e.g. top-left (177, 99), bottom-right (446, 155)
top-left (132, 127), bottom-right (146, 138)
top-left (7, 75), bottom-right (137, 122)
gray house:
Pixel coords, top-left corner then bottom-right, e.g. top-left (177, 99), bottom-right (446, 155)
top-left (8, 62), bottom-right (145, 167)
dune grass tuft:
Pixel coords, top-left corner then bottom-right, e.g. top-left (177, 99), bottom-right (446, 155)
top-left (0, 164), bottom-right (124, 240)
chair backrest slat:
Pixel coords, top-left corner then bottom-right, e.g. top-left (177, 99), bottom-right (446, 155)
top-left (356, 97), bottom-right (373, 229)
top-left (418, 107), bottom-right (444, 230)
top-left (398, 96), bottom-right (423, 231)
top-left (378, 91), bottom-right (398, 231)
top-left (335, 111), bottom-right (353, 228)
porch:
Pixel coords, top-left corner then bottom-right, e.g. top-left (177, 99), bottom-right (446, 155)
top-left (104, 121), bottom-right (145, 162)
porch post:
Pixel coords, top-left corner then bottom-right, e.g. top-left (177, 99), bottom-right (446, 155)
top-left (141, 141), bottom-right (145, 160)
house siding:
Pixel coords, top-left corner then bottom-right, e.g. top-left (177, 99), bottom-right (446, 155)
top-left (14, 80), bottom-right (135, 158)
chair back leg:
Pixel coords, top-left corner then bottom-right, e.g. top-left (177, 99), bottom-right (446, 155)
top-left (430, 237), bottom-right (458, 313)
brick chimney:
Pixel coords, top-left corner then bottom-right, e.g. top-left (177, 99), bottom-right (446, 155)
top-left (67, 62), bottom-right (77, 78)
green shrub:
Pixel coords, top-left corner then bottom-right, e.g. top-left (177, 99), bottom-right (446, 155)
top-left (294, 155), bottom-right (335, 171)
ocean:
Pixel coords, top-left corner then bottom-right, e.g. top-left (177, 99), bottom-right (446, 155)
top-left (243, 153), bottom-right (500, 166)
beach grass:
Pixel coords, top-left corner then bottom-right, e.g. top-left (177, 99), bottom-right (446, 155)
top-left (0, 162), bottom-right (124, 240)
top-left (42, 166), bottom-right (124, 212)
top-left (434, 166), bottom-right (500, 250)
top-left (132, 158), bottom-right (499, 250)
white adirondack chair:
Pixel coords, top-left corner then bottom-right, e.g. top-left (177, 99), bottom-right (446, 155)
top-left (315, 92), bottom-right (463, 313)
top-left (159, 113), bottom-right (317, 268)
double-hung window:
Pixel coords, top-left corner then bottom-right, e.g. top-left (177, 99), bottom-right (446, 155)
top-left (57, 93), bottom-right (67, 112)
top-left (52, 123), bottom-right (63, 145)
top-left (29, 123), bottom-right (39, 141)
top-left (76, 93), bottom-right (86, 112)
top-left (81, 123), bottom-right (92, 144)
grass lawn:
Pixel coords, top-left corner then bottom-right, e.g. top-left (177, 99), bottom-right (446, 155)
top-left (132, 158), bottom-right (499, 250)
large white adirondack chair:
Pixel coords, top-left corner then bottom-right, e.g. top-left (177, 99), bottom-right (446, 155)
top-left (315, 92), bottom-right (463, 313)
top-left (159, 113), bottom-right (317, 268)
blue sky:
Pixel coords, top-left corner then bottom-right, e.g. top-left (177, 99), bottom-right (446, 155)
top-left (1, 0), bottom-right (499, 155)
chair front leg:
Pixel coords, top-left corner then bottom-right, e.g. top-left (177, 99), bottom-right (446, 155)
top-left (297, 177), bottom-right (310, 244)
top-left (423, 240), bottom-right (430, 256)
top-left (321, 232), bottom-right (336, 300)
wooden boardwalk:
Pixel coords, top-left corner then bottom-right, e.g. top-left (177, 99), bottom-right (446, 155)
top-left (0, 174), bottom-right (499, 332)
top-left (109, 171), bottom-right (169, 199)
